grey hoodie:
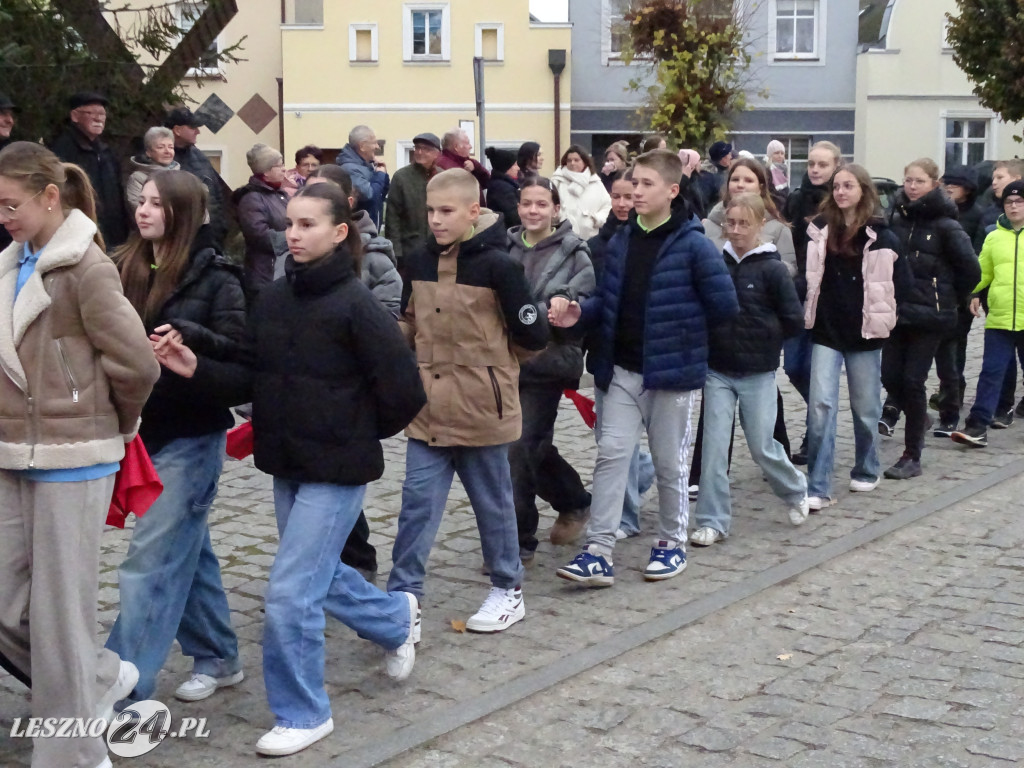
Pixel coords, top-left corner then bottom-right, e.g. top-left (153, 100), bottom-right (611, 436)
top-left (506, 218), bottom-right (595, 384)
top-left (703, 201), bottom-right (797, 278)
top-left (353, 209), bottom-right (403, 317)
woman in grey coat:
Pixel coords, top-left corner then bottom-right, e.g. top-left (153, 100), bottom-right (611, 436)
top-left (506, 176), bottom-right (596, 561)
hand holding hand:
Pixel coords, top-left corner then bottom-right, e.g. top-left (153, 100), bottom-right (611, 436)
top-left (548, 297), bottom-right (582, 327)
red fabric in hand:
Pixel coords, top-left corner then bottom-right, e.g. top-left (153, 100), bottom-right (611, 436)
top-left (107, 435), bottom-right (163, 528)
top-left (225, 420), bottom-right (254, 460)
top-left (563, 389), bottom-right (597, 429)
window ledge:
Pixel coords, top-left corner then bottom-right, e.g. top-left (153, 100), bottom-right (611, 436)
top-left (349, 61), bottom-right (380, 66)
top-left (771, 56), bottom-right (821, 62)
top-left (404, 60), bottom-right (451, 66)
top-left (281, 24), bottom-right (324, 31)
top-left (187, 68), bottom-right (225, 80)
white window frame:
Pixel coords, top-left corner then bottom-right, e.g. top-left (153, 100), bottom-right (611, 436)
top-left (601, 0), bottom-right (631, 65)
top-left (769, 0), bottom-right (823, 62)
top-left (349, 23), bottom-right (379, 63)
top-left (178, 1), bottom-right (222, 78)
top-left (941, 111), bottom-right (994, 168)
top-left (475, 22), bottom-right (505, 62)
top-left (403, 3), bottom-right (451, 63)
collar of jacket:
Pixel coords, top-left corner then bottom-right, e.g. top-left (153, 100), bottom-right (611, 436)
top-left (894, 186), bottom-right (958, 221)
top-left (0, 209), bottom-right (98, 389)
top-left (723, 241), bottom-right (779, 264)
top-left (65, 123), bottom-right (103, 152)
top-left (997, 214), bottom-right (1024, 234)
top-left (597, 210), bottom-right (626, 241)
top-left (428, 210), bottom-right (503, 257)
top-left (284, 245), bottom-right (356, 296)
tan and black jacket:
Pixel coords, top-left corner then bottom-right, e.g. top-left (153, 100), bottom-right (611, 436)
top-left (0, 209), bottom-right (159, 470)
top-left (400, 212), bottom-right (549, 447)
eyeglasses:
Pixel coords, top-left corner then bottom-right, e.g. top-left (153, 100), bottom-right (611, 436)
top-left (75, 109), bottom-right (107, 120)
top-left (723, 219), bottom-right (754, 231)
top-left (0, 189), bottom-right (43, 221)
top-left (1004, 198), bottom-right (1024, 208)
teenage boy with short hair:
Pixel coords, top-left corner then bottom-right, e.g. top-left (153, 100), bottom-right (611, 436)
top-left (388, 169), bottom-right (549, 630)
top-left (952, 180), bottom-right (1024, 449)
top-left (549, 149), bottom-right (739, 585)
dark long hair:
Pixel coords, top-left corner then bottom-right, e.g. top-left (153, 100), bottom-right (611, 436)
top-left (720, 157), bottom-right (786, 224)
top-left (820, 164), bottom-right (882, 255)
top-left (559, 144), bottom-right (597, 175)
top-left (116, 170), bottom-right (206, 325)
top-left (292, 182), bottom-right (363, 274)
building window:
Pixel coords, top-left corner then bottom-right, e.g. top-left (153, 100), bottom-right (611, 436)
top-left (773, 136), bottom-right (811, 182)
top-left (283, 0), bottom-right (323, 25)
top-left (605, 0), bottom-right (632, 61)
top-left (774, 0), bottom-right (819, 59)
top-left (475, 23), bottom-right (504, 62)
top-left (403, 4), bottom-right (451, 62)
top-left (349, 23), bottom-right (378, 63)
top-left (179, 1), bottom-right (221, 76)
top-left (945, 118), bottom-right (989, 168)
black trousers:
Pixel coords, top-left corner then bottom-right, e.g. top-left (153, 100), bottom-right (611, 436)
top-left (690, 385), bottom-right (790, 484)
top-left (509, 382), bottom-right (592, 553)
top-left (340, 511), bottom-right (377, 573)
top-left (881, 327), bottom-right (944, 461)
top-left (934, 308), bottom-right (972, 422)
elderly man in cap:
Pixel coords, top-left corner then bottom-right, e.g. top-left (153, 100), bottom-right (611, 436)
top-left (165, 106), bottom-right (227, 247)
top-left (436, 127), bottom-right (490, 204)
top-left (49, 92), bottom-right (129, 247)
top-left (384, 132), bottom-right (441, 272)
top-left (337, 124), bottom-right (390, 230)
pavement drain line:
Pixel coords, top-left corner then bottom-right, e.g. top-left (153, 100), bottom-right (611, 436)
top-left (335, 458), bottom-right (1024, 767)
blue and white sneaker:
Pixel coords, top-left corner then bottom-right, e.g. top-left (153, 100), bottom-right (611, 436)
top-left (556, 548), bottom-right (614, 587)
top-left (643, 540), bottom-right (687, 581)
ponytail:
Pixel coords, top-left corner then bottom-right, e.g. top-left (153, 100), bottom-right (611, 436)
top-left (62, 163), bottom-right (104, 251)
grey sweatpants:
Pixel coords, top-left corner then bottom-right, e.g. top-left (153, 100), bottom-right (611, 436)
top-left (0, 470), bottom-right (121, 768)
top-left (588, 366), bottom-right (696, 557)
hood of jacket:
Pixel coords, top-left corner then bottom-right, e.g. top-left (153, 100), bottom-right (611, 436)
top-left (893, 186), bottom-right (959, 222)
top-left (231, 174), bottom-right (282, 205)
top-left (997, 214), bottom-right (1024, 233)
top-left (130, 154), bottom-right (180, 174)
top-left (507, 217), bottom-right (577, 252)
top-left (723, 241), bottom-right (780, 264)
top-left (353, 209), bottom-right (379, 237)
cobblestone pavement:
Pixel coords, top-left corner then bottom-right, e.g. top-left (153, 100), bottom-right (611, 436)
top-left (2, 326), bottom-right (1023, 767)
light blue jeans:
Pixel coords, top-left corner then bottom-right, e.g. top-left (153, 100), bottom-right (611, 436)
top-left (106, 432), bottom-right (239, 701)
top-left (264, 480), bottom-right (412, 729)
top-left (388, 439), bottom-right (523, 598)
top-left (806, 344), bottom-right (882, 500)
top-left (695, 371), bottom-right (807, 535)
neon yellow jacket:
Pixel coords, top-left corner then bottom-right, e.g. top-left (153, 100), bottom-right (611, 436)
top-left (976, 216), bottom-right (1024, 330)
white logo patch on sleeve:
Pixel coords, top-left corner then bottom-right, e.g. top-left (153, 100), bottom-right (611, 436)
top-left (518, 304), bottom-right (538, 325)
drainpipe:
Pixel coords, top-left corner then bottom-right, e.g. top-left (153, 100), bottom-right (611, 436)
top-left (548, 49), bottom-right (566, 163)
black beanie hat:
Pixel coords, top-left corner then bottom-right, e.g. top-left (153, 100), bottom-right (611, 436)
top-left (1001, 180), bottom-right (1024, 205)
top-left (485, 146), bottom-right (517, 175)
top-left (941, 164), bottom-right (978, 191)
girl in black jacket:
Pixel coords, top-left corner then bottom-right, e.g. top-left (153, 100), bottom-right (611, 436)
top-left (691, 194), bottom-right (808, 546)
top-left (154, 182), bottom-right (426, 757)
top-left (484, 146), bottom-right (521, 227)
top-left (106, 170), bottom-right (246, 706)
top-left (879, 158), bottom-right (980, 479)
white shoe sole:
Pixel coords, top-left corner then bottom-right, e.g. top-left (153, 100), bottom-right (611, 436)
top-left (175, 670), bottom-right (244, 702)
top-left (466, 604), bottom-right (525, 633)
top-left (849, 479), bottom-right (880, 492)
top-left (256, 720), bottom-right (334, 756)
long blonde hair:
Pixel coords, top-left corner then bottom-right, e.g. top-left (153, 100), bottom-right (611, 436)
top-left (0, 141), bottom-right (105, 250)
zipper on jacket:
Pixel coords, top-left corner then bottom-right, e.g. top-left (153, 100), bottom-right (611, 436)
top-left (932, 277), bottom-right (939, 311)
top-left (487, 366), bottom-right (504, 419)
top-left (27, 396), bottom-right (35, 469)
top-left (55, 338), bottom-right (79, 403)
top-left (1014, 232), bottom-right (1020, 332)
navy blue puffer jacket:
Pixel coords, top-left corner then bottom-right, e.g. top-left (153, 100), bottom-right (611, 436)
top-left (579, 211), bottom-right (739, 392)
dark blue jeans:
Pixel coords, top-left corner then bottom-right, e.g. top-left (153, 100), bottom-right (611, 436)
top-left (967, 328), bottom-right (1024, 427)
top-left (783, 328), bottom-right (813, 403)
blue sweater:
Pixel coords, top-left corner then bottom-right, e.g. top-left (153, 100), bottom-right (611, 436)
top-left (579, 211), bottom-right (740, 392)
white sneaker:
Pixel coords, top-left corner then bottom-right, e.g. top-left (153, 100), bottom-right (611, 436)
top-left (256, 718), bottom-right (334, 756)
top-left (807, 496), bottom-right (834, 512)
top-left (689, 526), bottom-right (723, 547)
top-left (849, 477), bottom-right (880, 492)
top-left (788, 496), bottom-right (810, 526)
top-left (384, 592), bottom-right (419, 681)
top-left (466, 586), bottom-right (525, 633)
top-left (174, 670), bottom-right (244, 702)
top-left (688, 484), bottom-right (700, 500)
top-left (96, 660), bottom-right (139, 724)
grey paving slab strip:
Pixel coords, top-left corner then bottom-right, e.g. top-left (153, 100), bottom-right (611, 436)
top-left (334, 456), bottom-right (1024, 768)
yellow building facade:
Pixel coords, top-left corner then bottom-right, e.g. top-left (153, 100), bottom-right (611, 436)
top-left (280, 0), bottom-right (572, 175)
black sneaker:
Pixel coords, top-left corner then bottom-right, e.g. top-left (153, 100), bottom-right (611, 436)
top-left (884, 454), bottom-right (922, 480)
top-left (951, 423), bottom-right (988, 448)
top-left (791, 435), bottom-right (808, 466)
top-left (878, 407), bottom-right (898, 437)
top-left (933, 419), bottom-right (958, 438)
top-left (928, 391), bottom-right (941, 411)
top-left (991, 410), bottom-right (1014, 429)
top-left (1016, 397), bottom-right (1024, 419)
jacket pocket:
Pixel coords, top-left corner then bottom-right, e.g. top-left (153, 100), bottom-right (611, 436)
top-left (55, 338), bottom-right (79, 403)
top-left (487, 366), bottom-right (503, 419)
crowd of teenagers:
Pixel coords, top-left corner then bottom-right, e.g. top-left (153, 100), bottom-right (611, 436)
top-left (2, 88), bottom-right (1024, 763)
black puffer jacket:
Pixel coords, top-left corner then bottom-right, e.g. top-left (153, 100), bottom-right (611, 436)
top-left (137, 229), bottom-right (246, 454)
top-left (956, 196), bottom-right (988, 255)
top-left (708, 243), bottom-right (803, 375)
top-left (782, 174), bottom-right (829, 300)
top-left (888, 187), bottom-right (980, 330)
top-left (49, 125), bottom-right (128, 248)
top-left (486, 173), bottom-right (521, 228)
top-left (175, 144), bottom-right (227, 247)
top-left (191, 244), bottom-right (426, 486)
